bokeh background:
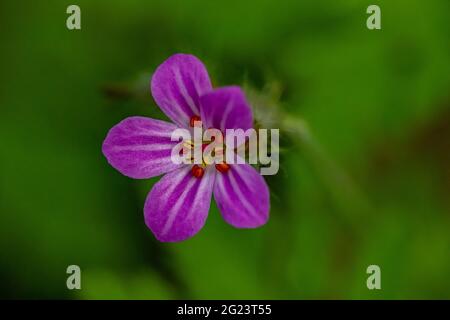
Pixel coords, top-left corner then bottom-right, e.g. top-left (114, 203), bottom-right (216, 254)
top-left (1, 0), bottom-right (449, 299)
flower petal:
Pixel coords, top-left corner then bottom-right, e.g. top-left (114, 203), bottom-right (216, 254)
top-left (102, 116), bottom-right (182, 179)
top-left (199, 86), bottom-right (253, 131)
top-left (151, 53), bottom-right (212, 128)
top-left (214, 163), bottom-right (269, 228)
top-left (145, 165), bottom-right (216, 242)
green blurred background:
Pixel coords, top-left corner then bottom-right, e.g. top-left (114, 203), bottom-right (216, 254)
top-left (0, 0), bottom-right (449, 299)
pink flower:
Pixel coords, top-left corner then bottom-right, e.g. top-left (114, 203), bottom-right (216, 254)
top-left (102, 54), bottom-right (269, 242)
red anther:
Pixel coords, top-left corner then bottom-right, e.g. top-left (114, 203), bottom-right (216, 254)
top-left (191, 165), bottom-right (204, 178)
top-left (215, 163), bottom-right (230, 173)
top-left (190, 115), bottom-right (201, 127)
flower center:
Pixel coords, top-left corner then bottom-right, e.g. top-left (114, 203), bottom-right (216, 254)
top-left (188, 115), bottom-right (230, 178)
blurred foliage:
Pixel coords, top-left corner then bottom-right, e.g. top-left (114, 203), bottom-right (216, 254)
top-left (0, 0), bottom-right (449, 299)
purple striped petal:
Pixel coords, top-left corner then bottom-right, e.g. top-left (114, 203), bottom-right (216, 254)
top-left (102, 116), bottom-right (182, 179)
top-left (199, 86), bottom-right (253, 131)
top-left (145, 166), bottom-right (216, 242)
top-left (214, 164), bottom-right (269, 228)
top-left (151, 54), bottom-right (212, 128)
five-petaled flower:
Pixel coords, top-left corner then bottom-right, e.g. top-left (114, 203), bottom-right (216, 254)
top-left (102, 54), bottom-right (269, 242)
